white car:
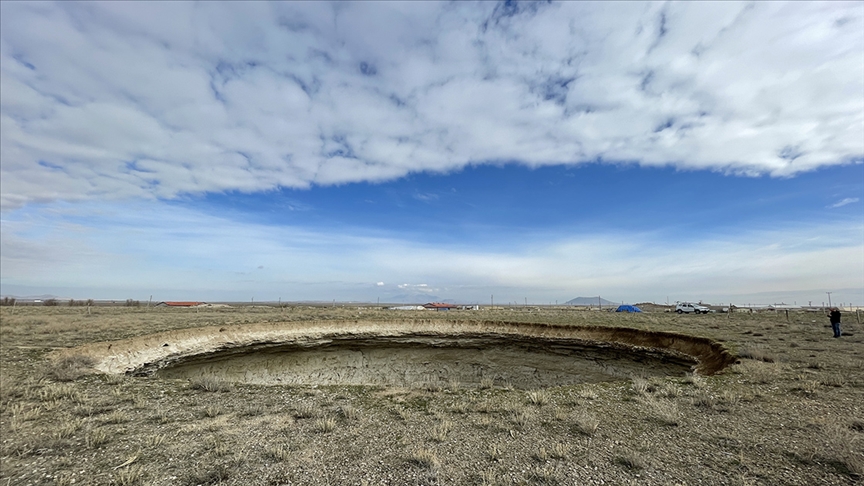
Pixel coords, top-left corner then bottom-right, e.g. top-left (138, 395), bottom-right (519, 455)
top-left (675, 302), bottom-right (711, 314)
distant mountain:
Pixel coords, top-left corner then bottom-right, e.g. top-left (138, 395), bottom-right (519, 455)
top-left (565, 296), bottom-right (617, 306)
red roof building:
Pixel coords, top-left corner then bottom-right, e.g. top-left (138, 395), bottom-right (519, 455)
top-left (156, 301), bottom-right (204, 307)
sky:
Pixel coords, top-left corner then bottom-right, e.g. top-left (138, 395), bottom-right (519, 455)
top-left (1, 1), bottom-right (863, 306)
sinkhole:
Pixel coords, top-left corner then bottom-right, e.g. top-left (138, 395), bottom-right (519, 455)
top-left (70, 321), bottom-right (736, 389)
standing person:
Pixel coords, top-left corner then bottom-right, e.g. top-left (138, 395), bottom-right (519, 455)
top-left (829, 307), bottom-right (842, 338)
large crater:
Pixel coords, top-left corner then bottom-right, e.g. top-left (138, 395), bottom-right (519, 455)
top-left (66, 320), bottom-right (735, 389)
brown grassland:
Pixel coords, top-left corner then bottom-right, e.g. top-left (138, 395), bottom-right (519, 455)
top-left (0, 305), bottom-right (862, 485)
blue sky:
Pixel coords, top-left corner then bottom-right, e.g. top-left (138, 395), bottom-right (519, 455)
top-left (1, 2), bottom-right (862, 305)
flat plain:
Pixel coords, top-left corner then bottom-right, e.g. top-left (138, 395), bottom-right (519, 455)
top-left (1, 305), bottom-right (862, 485)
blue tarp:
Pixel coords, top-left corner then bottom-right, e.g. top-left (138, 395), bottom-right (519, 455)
top-left (616, 305), bottom-right (642, 313)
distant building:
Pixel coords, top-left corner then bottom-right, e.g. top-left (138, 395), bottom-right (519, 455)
top-left (155, 301), bottom-right (205, 307)
top-left (423, 302), bottom-right (459, 311)
top-left (387, 305), bottom-right (426, 311)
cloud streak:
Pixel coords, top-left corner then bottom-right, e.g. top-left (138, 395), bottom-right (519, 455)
top-left (2, 201), bottom-right (861, 304)
top-left (2, 2), bottom-right (862, 209)
top-left (829, 197), bottom-right (859, 208)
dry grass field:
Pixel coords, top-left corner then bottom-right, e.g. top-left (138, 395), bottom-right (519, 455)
top-left (1, 305), bottom-right (862, 485)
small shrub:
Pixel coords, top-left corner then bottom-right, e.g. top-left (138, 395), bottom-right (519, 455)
top-left (43, 298), bottom-right (58, 307)
top-left (0, 296), bottom-right (16, 306)
top-left (479, 378), bottom-right (495, 389)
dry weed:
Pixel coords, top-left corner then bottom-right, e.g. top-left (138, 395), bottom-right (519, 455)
top-left (314, 417), bottom-right (337, 433)
top-left (614, 449), bottom-right (646, 470)
top-left (112, 465), bottom-right (144, 486)
top-left (429, 420), bottom-right (452, 442)
top-left (293, 402), bottom-right (319, 419)
top-left (527, 390), bottom-right (549, 406)
top-left (43, 354), bottom-right (96, 382)
top-left (189, 376), bottom-right (232, 393)
top-left (571, 410), bottom-right (599, 436)
top-left (408, 447), bottom-right (440, 469)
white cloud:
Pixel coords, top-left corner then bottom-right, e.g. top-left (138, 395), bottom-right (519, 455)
top-left (829, 197), bottom-right (859, 208)
top-left (1, 2), bottom-right (862, 209)
top-left (1, 201), bottom-right (861, 303)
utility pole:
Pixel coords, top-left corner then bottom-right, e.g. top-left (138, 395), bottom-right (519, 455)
top-left (598, 295), bottom-right (602, 311)
top-left (826, 292), bottom-right (833, 308)
top-left (491, 295), bottom-right (494, 309)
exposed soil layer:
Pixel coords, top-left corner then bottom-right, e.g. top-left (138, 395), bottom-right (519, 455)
top-left (65, 320), bottom-right (736, 388)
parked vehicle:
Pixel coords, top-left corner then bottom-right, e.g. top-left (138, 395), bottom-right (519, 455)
top-left (675, 302), bottom-right (711, 314)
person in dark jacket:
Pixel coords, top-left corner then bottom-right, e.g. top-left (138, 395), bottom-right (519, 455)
top-left (829, 308), bottom-right (842, 338)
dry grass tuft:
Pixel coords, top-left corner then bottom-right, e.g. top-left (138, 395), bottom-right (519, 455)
top-left (293, 402), bottom-right (319, 419)
top-left (571, 410), bottom-right (600, 436)
top-left (266, 444), bottom-right (292, 462)
top-left (511, 408), bottom-right (530, 428)
top-left (738, 346), bottom-right (776, 363)
top-left (644, 397), bottom-right (680, 426)
top-left (112, 465), bottom-right (145, 486)
top-left (85, 428), bottom-right (109, 448)
top-left (527, 390), bottom-right (549, 406)
top-left (614, 449), bottom-right (646, 470)
top-left (43, 354), bottom-right (96, 382)
top-left (313, 416), bottom-right (337, 433)
top-left (338, 405), bottom-right (359, 420)
top-left (408, 447), bottom-right (440, 469)
top-left (189, 376), bottom-right (232, 393)
top-left (429, 420), bottom-right (453, 442)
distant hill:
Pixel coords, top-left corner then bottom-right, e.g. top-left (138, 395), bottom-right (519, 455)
top-left (565, 296), bottom-right (617, 306)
